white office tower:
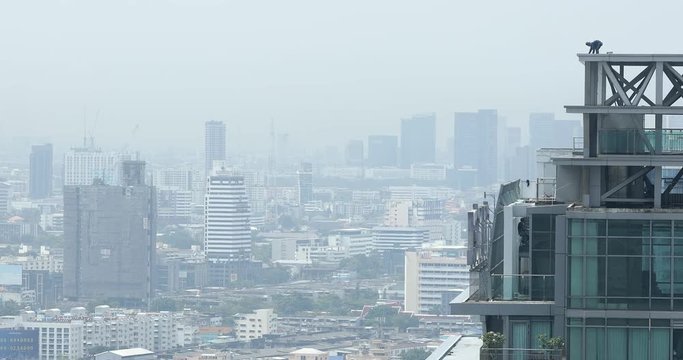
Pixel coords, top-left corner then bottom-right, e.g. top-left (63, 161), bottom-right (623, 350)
top-left (204, 175), bottom-right (251, 262)
top-left (404, 246), bottom-right (469, 314)
top-left (63, 148), bottom-right (129, 186)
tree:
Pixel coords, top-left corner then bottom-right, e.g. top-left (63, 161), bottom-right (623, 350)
top-left (272, 293), bottom-right (314, 315)
top-left (364, 305), bottom-right (418, 332)
top-left (400, 348), bottom-right (432, 360)
top-left (253, 243), bottom-right (272, 263)
top-left (0, 300), bottom-right (21, 315)
top-left (339, 254), bottom-right (383, 279)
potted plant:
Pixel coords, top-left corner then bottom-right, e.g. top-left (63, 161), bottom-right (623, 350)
top-left (480, 331), bottom-right (505, 360)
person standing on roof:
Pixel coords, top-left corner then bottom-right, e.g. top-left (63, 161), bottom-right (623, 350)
top-left (586, 40), bottom-right (603, 54)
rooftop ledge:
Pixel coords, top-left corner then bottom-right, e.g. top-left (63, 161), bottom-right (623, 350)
top-left (565, 105), bottom-right (683, 115)
top-left (578, 53), bottom-right (683, 64)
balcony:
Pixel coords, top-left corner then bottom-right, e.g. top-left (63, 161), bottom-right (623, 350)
top-left (598, 128), bottom-right (683, 155)
top-left (480, 348), bottom-right (563, 360)
top-left (490, 274), bottom-right (554, 301)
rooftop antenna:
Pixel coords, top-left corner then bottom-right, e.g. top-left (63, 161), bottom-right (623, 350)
top-left (82, 106), bottom-right (87, 148)
top-left (89, 109), bottom-right (100, 149)
top-left (268, 118), bottom-right (276, 174)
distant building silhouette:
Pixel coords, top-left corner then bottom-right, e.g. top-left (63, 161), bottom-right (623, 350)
top-left (29, 144), bottom-right (53, 199)
top-left (454, 110), bottom-right (499, 186)
top-left (345, 140), bottom-right (364, 166)
top-left (367, 135), bottom-right (398, 167)
top-left (205, 121), bottom-right (226, 175)
top-left (297, 162), bottom-right (313, 205)
top-left (400, 113), bottom-right (436, 168)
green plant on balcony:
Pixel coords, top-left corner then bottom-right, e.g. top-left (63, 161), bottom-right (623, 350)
top-left (481, 331), bottom-right (505, 348)
top-left (538, 334), bottom-right (565, 350)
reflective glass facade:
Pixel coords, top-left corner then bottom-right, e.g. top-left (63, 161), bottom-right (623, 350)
top-left (567, 318), bottom-right (671, 360)
top-left (568, 219), bottom-right (683, 311)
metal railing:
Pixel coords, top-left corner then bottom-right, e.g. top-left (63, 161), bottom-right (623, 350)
top-left (490, 274), bottom-right (554, 301)
top-left (598, 128), bottom-right (683, 154)
top-left (480, 348), bottom-right (563, 360)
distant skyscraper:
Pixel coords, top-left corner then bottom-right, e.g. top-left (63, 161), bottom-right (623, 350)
top-left (454, 109), bottom-right (499, 186)
top-left (345, 140), bottom-right (364, 166)
top-left (63, 160), bottom-right (156, 303)
top-left (29, 144), bottom-right (53, 199)
top-left (400, 113), bottom-right (436, 168)
top-left (297, 162), bottom-right (313, 205)
top-left (205, 121), bottom-right (226, 175)
top-left (367, 135), bottom-right (398, 167)
top-left (63, 147), bottom-right (129, 186)
top-left (204, 175), bottom-right (251, 261)
top-left (0, 181), bottom-right (9, 216)
top-left (528, 113), bottom-right (581, 178)
top-left (528, 112), bottom-right (581, 150)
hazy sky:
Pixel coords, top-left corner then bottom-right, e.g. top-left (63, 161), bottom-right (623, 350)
top-left (1, 0), bottom-right (682, 156)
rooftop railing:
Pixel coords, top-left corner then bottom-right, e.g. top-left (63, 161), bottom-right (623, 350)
top-left (598, 128), bottom-right (683, 154)
top-left (490, 274), bottom-right (554, 301)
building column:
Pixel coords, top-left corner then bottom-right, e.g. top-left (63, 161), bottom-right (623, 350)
top-left (655, 166), bottom-right (662, 209)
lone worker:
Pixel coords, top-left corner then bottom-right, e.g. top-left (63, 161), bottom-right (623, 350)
top-left (586, 40), bottom-right (603, 54)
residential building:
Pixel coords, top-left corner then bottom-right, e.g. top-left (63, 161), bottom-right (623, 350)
top-left (288, 348), bottom-right (327, 360)
top-left (94, 348), bottom-right (155, 360)
top-left (157, 188), bottom-right (192, 225)
top-left (453, 53), bottom-right (683, 359)
top-left (205, 121), bottom-right (226, 175)
top-left (62, 161), bottom-right (156, 302)
top-left (327, 229), bottom-right (373, 257)
top-left (29, 144), bottom-right (53, 199)
top-left (63, 147), bottom-right (129, 186)
top-left (372, 227), bottom-right (428, 252)
top-left (367, 135), bottom-right (398, 167)
top-left (400, 113), bottom-right (436, 168)
top-left (410, 163), bottom-right (447, 181)
top-left (234, 309), bottom-right (277, 341)
top-left (453, 109), bottom-right (499, 186)
top-left (404, 246), bottom-right (468, 314)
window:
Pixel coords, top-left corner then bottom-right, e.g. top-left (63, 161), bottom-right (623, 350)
top-left (568, 219), bottom-right (683, 310)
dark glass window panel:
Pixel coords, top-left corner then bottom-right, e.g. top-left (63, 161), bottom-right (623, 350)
top-left (608, 220), bottom-right (649, 237)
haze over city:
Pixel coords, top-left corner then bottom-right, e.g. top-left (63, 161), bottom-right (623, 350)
top-left (3, 1), bottom-right (683, 359)
top-left (2, 0), bottom-right (680, 156)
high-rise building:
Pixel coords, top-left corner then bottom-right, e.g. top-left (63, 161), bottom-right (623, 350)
top-left (204, 175), bottom-right (254, 286)
top-left (0, 181), bottom-right (9, 216)
top-left (63, 161), bottom-right (156, 303)
top-left (204, 175), bottom-right (251, 261)
top-left (29, 144), bottom-right (53, 199)
top-left (205, 121), bottom-right (226, 175)
top-left (367, 135), bottom-right (398, 167)
top-left (453, 109), bottom-right (499, 186)
top-left (63, 147), bottom-right (129, 186)
top-left (453, 53), bottom-right (683, 359)
top-left (400, 113), bottom-right (436, 168)
top-left (345, 140), bottom-right (364, 166)
top-left (297, 162), bottom-right (313, 205)
top-left (157, 189), bottom-right (192, 226)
